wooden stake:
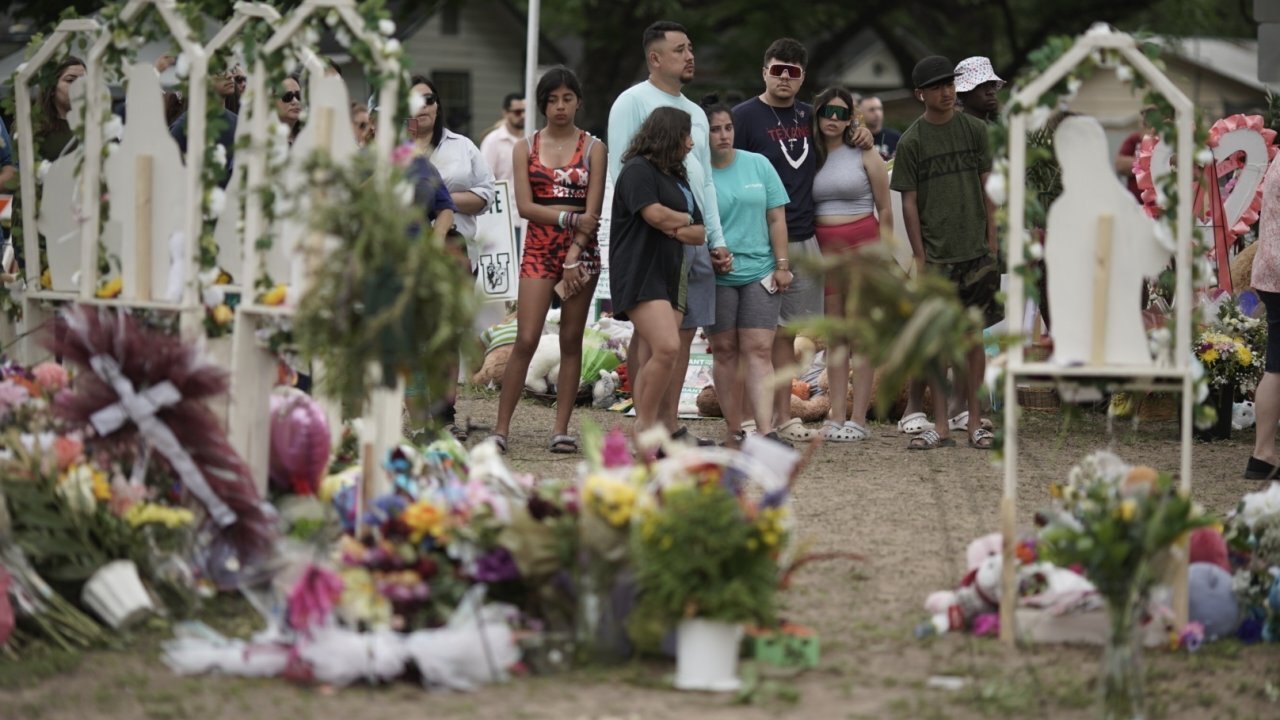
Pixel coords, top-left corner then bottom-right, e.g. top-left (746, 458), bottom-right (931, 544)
top-left (356, 441), bottom-right (375, 537)
top-left (999, 495), bottom-right (1018, 645)
top-left (135, 154), bottom-right (154, 300)
top-left (1089, 214), bottom-right (1113, 366)
top-left (303, 106), bottom-right (334, 287)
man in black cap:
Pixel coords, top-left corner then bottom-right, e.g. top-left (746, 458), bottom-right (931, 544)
top-left (890, 55), bottom-right (999, 451)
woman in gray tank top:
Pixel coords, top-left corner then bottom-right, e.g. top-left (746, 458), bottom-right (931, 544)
top-left (811, 87), bottom-right (892, 441)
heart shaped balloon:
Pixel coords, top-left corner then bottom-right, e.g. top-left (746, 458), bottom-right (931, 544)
top-left (269, 388), bottom-right (332, 496)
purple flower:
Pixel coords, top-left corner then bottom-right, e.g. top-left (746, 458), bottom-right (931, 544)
top-left (1179, 621), bottom-right (1205, 652)
top-left (0, 379), bottom-right (30, 417)
top-left (472, 547), bottom-right (521, 584)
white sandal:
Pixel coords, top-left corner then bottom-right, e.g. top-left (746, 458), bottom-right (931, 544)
top-left (947, 411), bottom-right (994, 432)
top-left (777, 417), bottom-right (817, 442)
top-left (897, 412), bottom-right (934, 435)
top-left (823, 420), bottom-right (869, 442)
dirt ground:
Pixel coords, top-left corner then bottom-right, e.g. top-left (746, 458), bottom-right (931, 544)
top-left (3, 395), bottom-right (1280, 720)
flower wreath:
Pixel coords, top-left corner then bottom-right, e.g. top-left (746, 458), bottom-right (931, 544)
top-left (1134, 113), bottom-right (1278, 232)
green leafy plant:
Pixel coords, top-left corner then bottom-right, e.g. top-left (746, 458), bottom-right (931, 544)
top-left (631, 481), bottom-right (787, 625)
top-left (291, 150), bottom-right (477, 420)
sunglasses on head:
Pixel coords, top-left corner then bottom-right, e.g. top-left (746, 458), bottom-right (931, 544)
top-left (281, 90), bottom-right (301, 103)
top-left (818, 104), bottom-right (851, 121)
top-left (766, 63), bottom-right (803, 79)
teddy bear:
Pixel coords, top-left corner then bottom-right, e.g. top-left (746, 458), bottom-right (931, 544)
top-left (524, 334), bottom-right (563, 394)
top-left (471, 314), bottom-right (519, 387)
top-left (592, 370), bottom-right (620, 408)
top-left (924, 533), bottom-right (1004, 631)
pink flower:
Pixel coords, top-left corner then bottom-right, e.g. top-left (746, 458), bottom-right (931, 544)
top-left (108, 475), bottom-right (149, 516)
top-left (0, 380), bottom-right (29, 419)
top-left (391, 142), bottom-right (416, 168)
top-left (287, 565), bottom-right (344, 638)
top-left (602, 427), bottom-right (631, 468)
top-left (31, 362), bottom-right (69, 393)
top-left (52, 435), bottom-right (84, 471)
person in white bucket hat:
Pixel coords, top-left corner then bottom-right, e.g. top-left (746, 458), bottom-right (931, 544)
top-left (954, 56), bottom-right (1004, 123)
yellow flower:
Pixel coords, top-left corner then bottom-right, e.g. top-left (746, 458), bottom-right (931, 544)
top-left (1117, 498), bottom-right (1137, 522)
top-left (762, 531), bottom-right (780, 548)
top-left (1200, 348), bottom-right (1218, 363)
top-left (124, 502), bottom-right (195, 529)
top-left (1237, 346), bottom-right (1253, 365)
top-left (212, 303), bottom-right (234, 325)
top-left (584, 473), bottom-right (638, 528)
top-left (216, 271), bottom-right (232, 285)
top-left (95, 277), bottom-right (123, 298)
top-left (1049, 482), bottom-right (1064, 499)
top-left (261, 284), bottom-right (288, 305)
top-left (40, 269), bottom-right (52, 289)
top-left (402, 499), bottom-right (449, 542)
top-left (91, 469), bottom-right (111, 501)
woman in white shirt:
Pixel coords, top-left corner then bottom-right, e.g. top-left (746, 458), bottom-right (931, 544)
top-left (407, 76), bottom-right (496, 440)
top-left (408, 75), bottom-right (496, 243)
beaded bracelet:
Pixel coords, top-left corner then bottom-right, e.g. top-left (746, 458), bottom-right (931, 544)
top-left (562, 261), bottom-right (581, 269)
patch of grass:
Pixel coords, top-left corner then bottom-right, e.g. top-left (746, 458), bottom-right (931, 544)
top-left (0, 643), bottom-right (83, 688)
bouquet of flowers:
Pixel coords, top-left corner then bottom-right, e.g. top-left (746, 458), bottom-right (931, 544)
top-left (1195, 294), bottom-right (1266, 396)
top-left (1040, 451), bottom-right (1213, 718)
top-left (1223, 482), bottom-right (1280, 641)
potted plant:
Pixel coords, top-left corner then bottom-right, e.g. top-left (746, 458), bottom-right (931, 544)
top-left (630, 451), bottom-right (790, 691)
top-left (1040, 451), bottom-right (1213, 719)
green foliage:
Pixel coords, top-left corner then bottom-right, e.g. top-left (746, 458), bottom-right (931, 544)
top-left (291, 151), bottom-right (477, 419)
top-left (794, 244), bottom-right (983, 416)
top-left (631, 484), bottom-right (782, 624)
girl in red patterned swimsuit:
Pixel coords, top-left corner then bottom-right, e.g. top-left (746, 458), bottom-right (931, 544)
top-left (493, 67), bottom-right (607, 454)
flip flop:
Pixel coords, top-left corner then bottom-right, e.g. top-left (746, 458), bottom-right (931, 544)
top-left (908, 429), bottom-right (955, 450)
top-left (968, 428), bottom-right (995, 450)
top-left (898, 412), bottom-right (934, 435)
top-left (491, 434), bottom-right (508, 454)
top-left (672, 425), bottom-right (716, 446)
top-left (948, 412), bottom-right (994, 432)
top-left (548, 434), bottom-right (578, 454)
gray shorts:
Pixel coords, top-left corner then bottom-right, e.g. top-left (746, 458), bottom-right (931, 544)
top-left (707, 280), bottom-right (783, 336)
top-left (779, 236), bottom-right (823, 324)
top-left (680, 244), bottom-right (716, 330)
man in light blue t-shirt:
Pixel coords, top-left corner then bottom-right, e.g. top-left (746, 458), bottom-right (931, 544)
top-left (606, 20), bottom-right (731, 443)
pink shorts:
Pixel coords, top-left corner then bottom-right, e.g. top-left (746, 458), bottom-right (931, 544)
top-left (815, 216), bottom-right (880, 294)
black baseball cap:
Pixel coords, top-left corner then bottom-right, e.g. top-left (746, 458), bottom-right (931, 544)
top-left (912, 55), bottom-right (956, 89)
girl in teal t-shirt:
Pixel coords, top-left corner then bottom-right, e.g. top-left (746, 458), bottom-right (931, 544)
top-left (703, 101), bottom-right (792, 446)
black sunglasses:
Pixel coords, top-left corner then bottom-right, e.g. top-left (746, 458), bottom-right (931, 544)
top-left (420, 93), bottom-right (437, 106)
top-left (817, 104), bottom-right (851, 121)
top-left (234, 76), bottom-right (247, 85)
top-left (281, 91), bottom-right (301, 103)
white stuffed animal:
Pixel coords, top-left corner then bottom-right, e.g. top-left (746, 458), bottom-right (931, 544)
top-left (524, 335), bottom-right (563, 393)
top-left (592, 370), bottom-right (620, 408)
top-left (1233, 400), bottom-right (1256, 430)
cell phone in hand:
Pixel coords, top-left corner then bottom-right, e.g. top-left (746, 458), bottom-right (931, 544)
top-left (554, 279), bottom-right (574, 301)
top-left (760, 274), bottom-right (778, 294)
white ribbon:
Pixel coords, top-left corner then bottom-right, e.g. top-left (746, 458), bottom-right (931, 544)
top-left (88, 354), bottom-right (236, 528)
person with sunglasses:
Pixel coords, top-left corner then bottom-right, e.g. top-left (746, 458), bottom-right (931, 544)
top-left (168, 62), bottom-right (242, 187)
top-left (890, 56), bottom-right (999, 451)
top-left (277, 75), bottom-right (304, 144)
top-left (407, 74), bottom-right (495, 439)
top-left (811, 87), bottom-right (892, 442)
top-left (479, 92), bottom-right (526, 184)
top-left (607, 20), bottom-right (732, 446)
top-left (731, 38), bottom-right (874, 443)
top-left (349, 102), bottom-right (374, 147)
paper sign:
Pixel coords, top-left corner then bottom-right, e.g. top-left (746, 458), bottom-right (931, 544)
top-left (474, 180), bottom-right (518, 302)
top-left (678, 352), bottom-right (714, 418)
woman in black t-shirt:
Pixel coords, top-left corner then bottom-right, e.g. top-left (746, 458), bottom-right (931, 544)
top-left (611, 107), bottom-right (705, 441)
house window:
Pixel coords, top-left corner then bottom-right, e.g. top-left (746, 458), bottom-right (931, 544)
top-left (433, 71), bottom-right (471, 137)
top-left (441, 4), bottom-right (460, 35)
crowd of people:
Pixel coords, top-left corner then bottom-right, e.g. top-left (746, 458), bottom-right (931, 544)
top-left (487, 22), bottom-right (1012, 453)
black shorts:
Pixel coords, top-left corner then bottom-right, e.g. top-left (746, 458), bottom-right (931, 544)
top-left (1259, 290), bottom-right (1280, 373)
top-left (928, 253), bottom-right (1004, 329)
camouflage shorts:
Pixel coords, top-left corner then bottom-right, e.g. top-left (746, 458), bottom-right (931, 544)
top-left (928, 253), bottom-right (1004, 329)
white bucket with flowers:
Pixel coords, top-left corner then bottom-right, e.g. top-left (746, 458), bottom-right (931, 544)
top-left (82, 559), bottom-right (155, 629)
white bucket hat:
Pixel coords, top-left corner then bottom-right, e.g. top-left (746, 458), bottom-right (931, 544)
top-left (954, 56), bottom-right (1005, 93)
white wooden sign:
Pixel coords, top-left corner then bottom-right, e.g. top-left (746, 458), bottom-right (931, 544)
top-left (473, 179), bottom-right (518, 302)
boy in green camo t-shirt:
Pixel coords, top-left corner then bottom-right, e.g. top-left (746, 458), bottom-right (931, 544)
top-left (889, 55), bottom-right (999, 451)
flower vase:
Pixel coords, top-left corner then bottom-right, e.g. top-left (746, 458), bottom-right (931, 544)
top-left (1101, 596), bottom-right (1146, 720)
top-left (81, 560), bottom-right (155, 629)
top-left (1195, 387), bottom-right (1234, 442)
top-left (674, 618), bottom-right (744, 692)
top-left (574, 569), bottom-right (629, 666)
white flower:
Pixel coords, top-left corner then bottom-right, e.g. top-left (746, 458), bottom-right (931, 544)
top-left (1028, 105), bottom-right (1052, 131)
top-left (379, 19), bottom-right (396, 36)
top-left (1194, 148), bottom-right (1213, 166)
top-left (383, 38), bottom-right (402, 57)
top-left (408, 91), bottom-right (425, 117)
top-left (335, 27), bottom-right (351, 48)
top-left (1027, 240), bottom-right (1044, 261)
top-left (212, 143), bottom-right (228, 168)
top-left (202, 284), bottom-right (225, 307)
top-left (57, 464), bottom-right (97, 515)
top-left (175, 53), bottom-right (189, 78)
top-left (205, 187), bottom-right (226, 220)
top-left (104, 115), bottom-right (124, 141)
top-left (984, 172), bottom-right (1007, 206)
top-left (1085, 22), bottom-right (1114, 36)
top-left (198, 266), bottom-right (221, 287)
top-left (325, 11), bottom-right (340, 27)
top-left (1115, 64), bottom-right (1134, 83)
top-left (1240, 482), bottom-right (1280, 528)
top-left (304, 27), bottom-right (321, 48)
top-left (37, 160), bottom-right (51, 185)
top-left (1065, 77), bottom-right (1082, 100)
